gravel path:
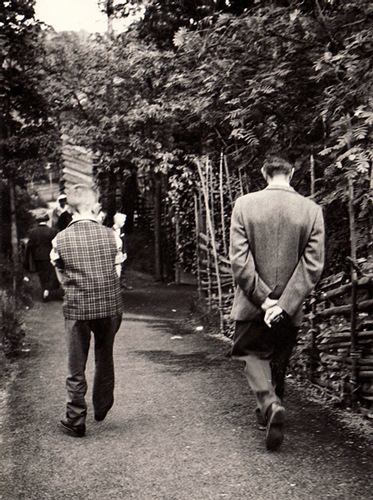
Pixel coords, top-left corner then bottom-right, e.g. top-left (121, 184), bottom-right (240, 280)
top-left (2, 274), bottom-right (373, 500)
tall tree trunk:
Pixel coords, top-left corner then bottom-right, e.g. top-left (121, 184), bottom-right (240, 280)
top-left (154, 175), bottom-right (162, 280)
top-left (9, 178), bottom-right (20, 297)
top-left (174, 213), bottom-right (180, 284)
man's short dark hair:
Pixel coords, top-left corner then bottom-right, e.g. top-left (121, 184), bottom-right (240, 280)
top-left (262, 155), bottom-right (293, 178)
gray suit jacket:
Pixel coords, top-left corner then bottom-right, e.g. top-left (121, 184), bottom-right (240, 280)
top-left (229, 185), bottom-right (325, 325)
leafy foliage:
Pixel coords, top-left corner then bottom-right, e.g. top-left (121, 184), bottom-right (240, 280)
top-left (39, 0), bottom-right (373, 275)
top-left (1, 0), bottom-right (61, 184)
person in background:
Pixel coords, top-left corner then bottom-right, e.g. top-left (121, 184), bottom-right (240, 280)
top-left (113, 212), bottom-right (132, 290)
top-left (52, 194), bottom-right (72, 231)
top-left (50, 184), bottom-right (125, 438)
top-left (27, 212), bottom-right (58, 301)
top-left (229, 154), bottom-right (324, 451)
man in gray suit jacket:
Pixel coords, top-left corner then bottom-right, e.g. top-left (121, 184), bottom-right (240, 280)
top-left (230, 154), bottom-right (324, 451)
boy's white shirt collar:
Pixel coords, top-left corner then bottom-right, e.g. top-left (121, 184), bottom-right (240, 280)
top-left (71, 213), bottom-right (98, 222)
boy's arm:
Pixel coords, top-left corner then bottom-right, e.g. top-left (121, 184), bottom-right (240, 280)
top-left (50, 236), bottom-right (64, 284)
top-left (113, 230), bottom-right (125, 277)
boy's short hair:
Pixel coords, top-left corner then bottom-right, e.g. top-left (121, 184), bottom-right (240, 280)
top-left (262, 155), bottom-right (293, 178)
top-left (67, 184), bottom-right (98, 213)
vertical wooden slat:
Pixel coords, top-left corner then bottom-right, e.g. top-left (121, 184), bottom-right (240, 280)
top-left (206, 161), bottom-right (212, 311)
top-left (348, 177), bottom-right (359, 407)
top-left (194, 193), bottom-right (202, 299)
top-left (175, 213), bottom-right (180, 284)
top-left (238, 167), bottom-right (244, 196)
top-left (223, 154), bottom-right (234, 208)
top-left (154, 175), bottom-right (162, 280)
top-left (309, 153), bottom-right (317, 382)
top-left (219, 150), bottom-right (227, 256)
top-left (369, 163), bottom-right (373, 259)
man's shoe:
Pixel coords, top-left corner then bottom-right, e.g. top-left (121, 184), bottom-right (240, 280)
top-left (60, 419), bottom-right (86, 437)
top-left (265, 403), bottom-right (286, 451)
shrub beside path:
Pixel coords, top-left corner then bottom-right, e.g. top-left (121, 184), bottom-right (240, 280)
top-left (2, 273), bottom-right (373, 500)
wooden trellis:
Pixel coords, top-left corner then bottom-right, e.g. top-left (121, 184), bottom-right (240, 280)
top-left (194, 156), bottom-right (235, 333)
top-left (300, 270), bottom-right (373, 406)
top-left (294, 168), bottom-right (373, 408)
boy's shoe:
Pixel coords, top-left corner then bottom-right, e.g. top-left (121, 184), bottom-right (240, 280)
top-left (255, 408), bottom-right (267, 431)
top-left (94, 404), bottom-right (113, 422)
top-left (60, 419), bottom-right (86, 437)
top-left (94, 410), bottom-right (109, 422)
top-left (265, 403), bottom-right (286, 451)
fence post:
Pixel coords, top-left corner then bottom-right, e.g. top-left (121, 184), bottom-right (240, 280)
top-left (223, 154), bottom-right (234, 208)
top-left (309, 153), bottom-right (317, 382)
top-left (194, 193), bottom-right (202, 299)
top-left (196, 157), bottom-right (224, 331)
top-left (348, 177), bottom-right (359, 407)
top-left (219, 151), bottom-right (227, 256)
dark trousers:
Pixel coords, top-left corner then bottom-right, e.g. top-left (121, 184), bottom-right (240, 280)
top-left (64, 315), bottom-right (122, 425)
top-left (34, 259), bottom-right (59, 292)
top-left (233, 319), bottom-right (298, 417)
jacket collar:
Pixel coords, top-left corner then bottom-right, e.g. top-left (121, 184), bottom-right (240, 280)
top-left (67, 215), bottom-right (100, 228)
top-left (265, 184), bottom-right (295, 192)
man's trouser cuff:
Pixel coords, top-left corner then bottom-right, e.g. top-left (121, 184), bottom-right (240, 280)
top-left (241, 354), bottom-right (281, 418)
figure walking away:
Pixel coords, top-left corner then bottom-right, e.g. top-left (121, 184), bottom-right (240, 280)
top-left (52, 194), bottom-right (72, 231)
top-left (113, 212), bottom-right (132, 290)
top-left (27, 211), bottom-right (58, 301)
top-left (229, 154), bottom-right (325, 451)
top-left (51, 184), bottom-right (125, 437)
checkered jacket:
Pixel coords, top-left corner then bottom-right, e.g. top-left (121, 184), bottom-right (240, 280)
top-left (54, 220), bottom-right (124, 320)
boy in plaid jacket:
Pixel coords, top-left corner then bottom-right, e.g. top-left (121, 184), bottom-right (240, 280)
top-left (51, 184), bottom-right (125, 437)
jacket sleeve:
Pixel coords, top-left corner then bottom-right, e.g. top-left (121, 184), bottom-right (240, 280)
top-left (278, 205), bottom-right (325, 317)
top-left (230, 198), bottom-right (272, 307)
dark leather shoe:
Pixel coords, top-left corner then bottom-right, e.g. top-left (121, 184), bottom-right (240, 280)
top-left (94, 411), bottom-right (108, 422)
top-left (265, 403), bottom-right (286, 451)
top-left (60, 419), bottom-right (86, 437)
top-left (94, 402), bottom-right (113, 422)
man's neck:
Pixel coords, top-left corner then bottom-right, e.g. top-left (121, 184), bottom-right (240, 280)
top-left (267, 175), bottom-right (291, 187)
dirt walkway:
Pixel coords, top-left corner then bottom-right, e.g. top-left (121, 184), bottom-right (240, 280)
top-left (2, 273), bottom-right (373, 500)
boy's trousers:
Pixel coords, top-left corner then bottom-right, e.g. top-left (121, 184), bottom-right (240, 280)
top-left (64, 315), bottom-right (122, 425)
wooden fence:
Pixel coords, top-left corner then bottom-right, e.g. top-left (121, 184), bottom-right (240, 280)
top-left (195, 229), bottom-right (234, 328)
top-left (194, 155), bottom-right (236, 332)
top-left (297, 270), bottom-right (373, 407)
